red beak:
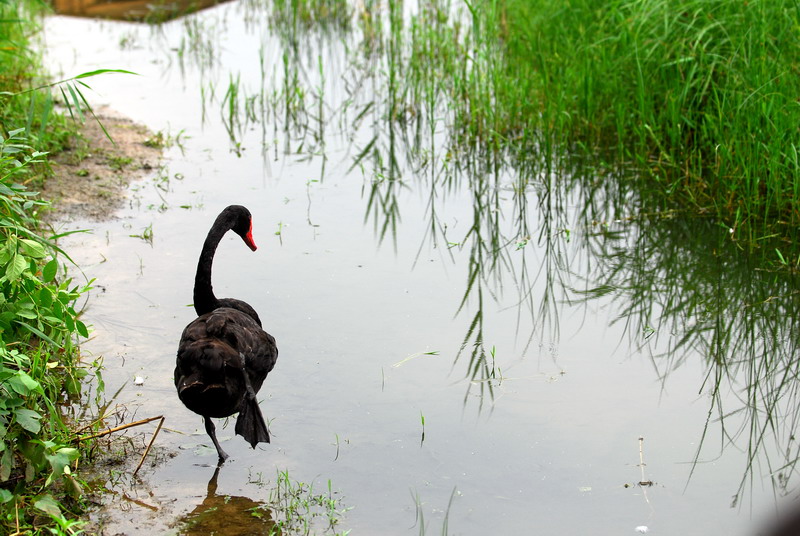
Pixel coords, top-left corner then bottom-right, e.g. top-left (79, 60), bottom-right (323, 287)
top-left (244, 220), bottom-right (257, 251)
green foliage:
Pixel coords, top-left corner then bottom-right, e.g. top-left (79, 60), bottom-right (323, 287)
top-left (0, 130), bottom-right (94, 533)
top-left (491, 0), bottom-right (800, 259)
top-left (0, 0), bottom-right (137, 159)
top-left (0, 1), bottom-right (73, 154)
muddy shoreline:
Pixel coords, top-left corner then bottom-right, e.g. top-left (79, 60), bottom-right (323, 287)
top-left (42, 107), bottom-right (162, 221)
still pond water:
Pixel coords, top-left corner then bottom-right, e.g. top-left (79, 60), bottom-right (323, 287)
top-left (42, 1), bottom-right (800, 534)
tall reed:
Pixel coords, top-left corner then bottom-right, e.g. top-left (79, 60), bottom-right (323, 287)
top-left (486, 0), bottom-right (800, 263)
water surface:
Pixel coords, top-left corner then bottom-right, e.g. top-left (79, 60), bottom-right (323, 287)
top-left (41, 2), bottom-right (800, 534)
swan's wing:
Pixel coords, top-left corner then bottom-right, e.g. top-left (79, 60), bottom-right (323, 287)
top-left (178, 307), bottom-right (277, 388)
top-left (218, 298), bottom-right (262, 326)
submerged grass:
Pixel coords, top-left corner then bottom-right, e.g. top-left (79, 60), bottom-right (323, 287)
top-left (246, 468), bottom-right (351, 535)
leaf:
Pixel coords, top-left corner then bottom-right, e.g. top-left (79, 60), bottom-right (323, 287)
top-left (17, 321), bottom-right (58, 347)
top-left (73, 68), bottom-right (139, 79)
top-left (33, 494), bottom-right (61, 517)
top-left (56, 447), bottom-right (79, 462)
top-left (16, 371), bottom-right (39, 392)
top-left (0, 448), bottom-right (11, 481)
top-left (66, 83), bottom-right (85, 121)
top-left (7, 371), bottom-right (39, 395)
top-left (14, 408), bottom-right (41, 433)
top-left (15, 308), bottom-right (37, 320)
top-left (38, 288), bottom-right (53, 308)
top-left (5, 252), bottom-right (26, 281)
top-left (20, 238), bottom-right (45, 258)
top-left (45, 447), bottom-right (79, 484)
top-left (42, 258), bottom-right (57, 282)
top-left (59, 85), bottom-right (75, 121)
top-left (0, 488), bottom-right (11, 503)
top-left (76, 320), bottom-right (89, 338)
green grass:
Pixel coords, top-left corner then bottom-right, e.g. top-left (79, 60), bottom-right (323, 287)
top-left (470, 0), bottom-right (800, 264)
top-left (0, 2), bottom-right (73, 156)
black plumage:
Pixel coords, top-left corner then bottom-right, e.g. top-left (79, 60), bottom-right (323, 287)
top-left (174, 205), bottom-right (278, 462)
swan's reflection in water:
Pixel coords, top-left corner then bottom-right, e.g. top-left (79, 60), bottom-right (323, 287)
top-left (178, 466), bottom-right (275, 535)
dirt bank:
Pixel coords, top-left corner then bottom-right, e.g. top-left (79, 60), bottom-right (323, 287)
top-left (42, 107), bottom-right (162, 220)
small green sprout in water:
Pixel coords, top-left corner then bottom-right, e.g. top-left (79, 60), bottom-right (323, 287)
top-left (515, 238), bottom-right (528, 250)
top-left (275, 221), bottom-right (286, 245)
top-left (144, 128), bottom-right (189, 154)
top-left (332, 433), bottom-right (349, 461)
top-left (420, 411), bottom-right (426, 446)
top-left (129, 223), bottom-right (154, 245)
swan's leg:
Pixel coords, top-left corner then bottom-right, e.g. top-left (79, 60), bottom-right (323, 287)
top-left (204, 416), bottom-right (229, 463)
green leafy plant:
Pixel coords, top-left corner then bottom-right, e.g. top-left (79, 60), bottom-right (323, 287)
top-left (0, 129), bottom-right (95, 534)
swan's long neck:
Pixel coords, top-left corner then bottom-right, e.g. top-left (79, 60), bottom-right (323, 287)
top-left (193, 219), bottom-right (230, 316)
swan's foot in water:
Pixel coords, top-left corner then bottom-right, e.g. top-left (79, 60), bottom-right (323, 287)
top-left (204, 416), bottom-right (229, 463)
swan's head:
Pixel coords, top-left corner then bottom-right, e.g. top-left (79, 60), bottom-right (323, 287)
top-left (224, 205), bottom-right (257, 251)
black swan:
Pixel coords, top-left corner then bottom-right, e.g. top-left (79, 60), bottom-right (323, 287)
top-left (174, 205), bottom-right (278, 462)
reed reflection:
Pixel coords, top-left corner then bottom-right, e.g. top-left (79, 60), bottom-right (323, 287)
top-left (172, 0), bottom-right (800, 505)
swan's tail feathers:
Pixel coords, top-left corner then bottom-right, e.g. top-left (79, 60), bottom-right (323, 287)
top-left (235, 395), bottom-right (270, 448)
